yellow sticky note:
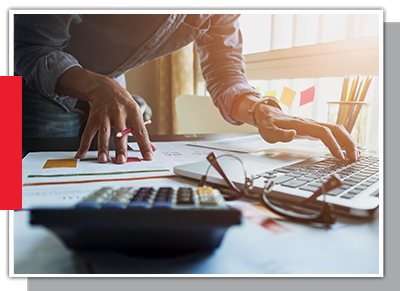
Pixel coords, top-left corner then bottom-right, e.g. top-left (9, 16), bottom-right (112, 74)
top-left (255, 86), bottom-right (260, 92)
top-left (279, 87), bottom-right (296, 108)
top-left (264, 91), bottom-right (276, 98)
top-left (43, 159), bottom-right (77, 169)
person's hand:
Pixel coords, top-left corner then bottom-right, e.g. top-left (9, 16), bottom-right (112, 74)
top-left (56, 67), bottom-right (155, 164)
top-left (254, 104), bottom-right (360, 162)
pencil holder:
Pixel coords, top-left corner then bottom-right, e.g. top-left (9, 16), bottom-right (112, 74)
top-left (327, 101), bottom-right (370, 149)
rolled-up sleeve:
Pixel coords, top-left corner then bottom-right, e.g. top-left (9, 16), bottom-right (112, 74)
top-left (14, 14), bottom-right (83, 111)
top-left (194, 14), bottom-right (261, 125)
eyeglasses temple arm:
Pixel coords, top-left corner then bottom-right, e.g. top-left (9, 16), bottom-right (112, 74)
top-left (205, 152), bottom-right (242, 194)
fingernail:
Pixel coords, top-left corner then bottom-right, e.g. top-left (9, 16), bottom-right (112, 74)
top-left (283, 131), bottom-right (292, 137)
top-left (116, 154), bottom-right (126, 164)
top-left (98, 152), bottom-right (108, 163)
top-left (143, 151), bottom-right (154, 161)
top-left (75, 149), bottom-right (83, 158)
top-left (337, 150), bottom-right (345, 160)
top-left (353, 150), bottom-right (359, 161)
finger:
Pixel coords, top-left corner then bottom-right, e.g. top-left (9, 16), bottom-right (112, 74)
top-left (310, 125), bottom-right (345, 160)
top-left (324, 123), bottom-right (359, 161)
top-left (135, 124), bottom-right (153, 160)
top-left (75, 116), bottom-right (98, 159)
top-left (113, 120), bottom-right (128, 164)
top-left (151, 142), bottom-right (157, 152)
top-left (97, 118), bottom-right (111, 163)
top-left (274, 118), bottom-right (345, 160)
top-left (258, 119), bottom-right (296, 143)
top-left (129, 120), bottom-right (153, 161)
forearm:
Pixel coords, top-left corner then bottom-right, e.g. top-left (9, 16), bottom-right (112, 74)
top-left (14, 14), bottom-right (83, 110)
top-left (195, 15), bottom-right (262, 125)
top-left (55, 66), bottom-right (105, 102)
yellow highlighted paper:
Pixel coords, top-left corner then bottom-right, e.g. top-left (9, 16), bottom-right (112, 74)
top-left (279, 87), bottom-right (296, 108)
top-left (43, 159), bottom-right (77, 169)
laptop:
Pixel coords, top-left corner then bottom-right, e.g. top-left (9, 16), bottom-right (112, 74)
top-left (173, 140), bottom-right (379, 217)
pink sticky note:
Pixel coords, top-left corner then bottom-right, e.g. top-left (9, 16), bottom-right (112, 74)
top-left (300, 86), bottom-right (315, 106)
top-left (279, 87), bottom-right (296, 108)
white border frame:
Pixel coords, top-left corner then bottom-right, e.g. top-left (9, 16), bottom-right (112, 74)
top-left (10, 9), bottom-right (383, 278)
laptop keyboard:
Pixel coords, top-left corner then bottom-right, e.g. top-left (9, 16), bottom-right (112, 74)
top-left (254, 154), bottom-right (379, 200)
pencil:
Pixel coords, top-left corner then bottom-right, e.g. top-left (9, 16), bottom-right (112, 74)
top-left (115, 120), bottom-right (152, 137)
top-left (336, 76), bottom-right (349, 124)
top-left (347, 76), bottom-right (372, 134)
top-left (339, 76), bottom-right (355, 126)
top-left (345, 76), bottom-right (362, 130)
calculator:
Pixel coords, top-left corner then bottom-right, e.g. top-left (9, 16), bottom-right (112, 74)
top-left (30, 186), bottom-right (241, 252)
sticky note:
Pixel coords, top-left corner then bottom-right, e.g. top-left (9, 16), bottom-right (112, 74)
top-left (43, 159), bottom-right (77, 169)
top-left (279, 87), bottom-right (296, 108)
top-left (264, 90), bottom-right (276, 98)
top-left (255, 86), bottom-right (260, 92)
top-left (299, 86), bottom-right (315, 106)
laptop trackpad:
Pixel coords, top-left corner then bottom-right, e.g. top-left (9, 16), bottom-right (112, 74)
top-left (238, 150), bottom-right (312, 176)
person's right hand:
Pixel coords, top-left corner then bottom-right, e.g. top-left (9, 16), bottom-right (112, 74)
top-left (230, 94), bottom-right (360, 162)
top-left (56, 66), bottom-right (155, 164)
top-left (254, 104), bottom-right (360, 162)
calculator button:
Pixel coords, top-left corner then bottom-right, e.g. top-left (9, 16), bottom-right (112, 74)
top-left (155, 187), bottom-right (173, 202)
top-left (108, 196), bottom-right (130, 203)
top-left (90, 187), bottom-right (114, 198)
top-left (177, 197), bottom-right (194, 204)
top-left (126, 201), bottom-right (148, 208)
top-left (152, 201), bottom-right (172, 208)
top-left (177, 188), bottom-right (195, 204)
top-left (102, 201), bottom-right (123, 208)
top-left (199, 196), bottom-right (218, 205)
top-left (75, 202), bottom-right (99, 209)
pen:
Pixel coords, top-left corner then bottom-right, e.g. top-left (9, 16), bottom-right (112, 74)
top-left (115, 120), bottom-right (152, 137)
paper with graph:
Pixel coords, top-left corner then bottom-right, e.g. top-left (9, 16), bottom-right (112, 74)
top-left (22, 150), bottom-right (182, 209)
top-left (22, 150), bottom-right (175, 187)
top-left (21, 141), bottom-right (228, 209)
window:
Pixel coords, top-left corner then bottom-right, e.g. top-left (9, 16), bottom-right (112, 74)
top-left (240, 13), bottom-right (379, 54)
top-left (241, 12), bottom-right (381, 152)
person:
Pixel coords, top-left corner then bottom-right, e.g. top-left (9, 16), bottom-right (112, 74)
top-left (15, 14), bottom-right (359, 164)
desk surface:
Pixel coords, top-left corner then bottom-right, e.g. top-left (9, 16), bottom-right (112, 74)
top-left (13, 210), bottom-right (379, 275)
top-left (16, 135), bottom-right (381, 275)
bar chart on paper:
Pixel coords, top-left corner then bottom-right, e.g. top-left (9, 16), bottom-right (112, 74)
top-left (22, 150), bottom-right (178, 209)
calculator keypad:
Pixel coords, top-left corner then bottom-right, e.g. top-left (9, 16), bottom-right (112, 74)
top-left (75, 186), bottom-right (223, 209)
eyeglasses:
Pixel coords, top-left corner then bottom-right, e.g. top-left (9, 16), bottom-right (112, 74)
top-left (199, 152), bottom-right (342, 226)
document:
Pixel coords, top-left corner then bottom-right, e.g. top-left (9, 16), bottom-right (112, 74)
top-left (22, 142), bottom-right (228, 209)
top-left (22, 150), bottom-right (173, 186)
top-left (186, 134), bottom-right (328, 155)
top-left (128, 141), bottom-right (227, 168)
top-left (22, 149), bottom-right (180, 209)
